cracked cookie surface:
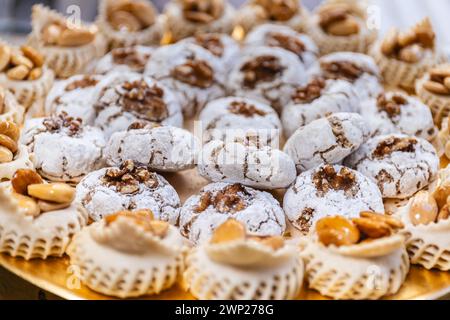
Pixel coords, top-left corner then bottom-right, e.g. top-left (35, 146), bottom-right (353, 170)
top-left (94, 45), bottom-right (154, 75)
top-left (179, 182), bottom-right (286, 244)
top-left (345, 134), bottom-right (439, 199)
top-left (283, 164), bottom-right (384, 234)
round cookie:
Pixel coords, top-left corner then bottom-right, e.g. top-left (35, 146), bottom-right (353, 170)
top-left (227, 46), bottom-right (307, 112)
top-left (281, 77), bottom-right (359, 137)
top-left (283, 164), bottom-right (384, 234)
top-left (344, 134), bottom-right (439, 199)
top-left (179, 182), bottom-right (286, 244)
top-left (145, 42), bottom-right (226, 116)
top-left (199, 96), bottom-right (281, 146)
top-left (21, 112), bottom-right (105, 184)
top-left (309, 52), bottom-right (383, 103)
top-left (361, 91), bottom-right (437, 141)
top-left (283, 113), bottom-right (370, 173)
top-left (197, 140), bottom-right (296, 189)
top-left (76, 160), bottom-right (181, 223)
top-left (105, 122), bottom-right (200, 172)
top-left (93, 72), bottom-right (183, 138)
top-left (45, 74), bottom-right (103, 125)
top-left (245, 23), bottom-right (318, 69)
top-left (94, 46), bottom-right (154, 75)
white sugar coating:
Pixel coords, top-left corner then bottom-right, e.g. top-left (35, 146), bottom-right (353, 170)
top-left (284, 113), bottom-right (371, 172)
top-left (244, 23), bottom-right (318, 69)
top-left (179, 34), bottom-right (240, 70)
top-left (309, 52), bottom-right (383, 103)
top-left (179, 182), bottom-right (286, 245)
top-left (145, 42), bottom-right (226, 116)
top-left (76, 167), bottom-right (181, 223)
top-left (283, 164), bottom-right (384, 234)
top-left (199, 96), bottom-right (281, 145)
top-left (94, 46), bottom-right (155, 75)
top-left (105, 125), bottom-right (200, 172)
top-left (344, 134), bottom-right (439, 199)
top-left (45, 74), bottom-right (103, 125)
top-left (360, 91), bottom-right (437, 141)
top-left (281, 79), bottom-right (359, 138)
top-left (198, 140), bottom-right (296, 189)
top-left (21, 118), bottom-right (106, 183)
top-left (227, 46), bottom-right (307, 112)
top-left (92, 72), bottom-right (183, 138)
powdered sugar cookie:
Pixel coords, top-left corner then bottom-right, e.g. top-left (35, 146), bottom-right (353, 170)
top-left (179, 182), bottom-right (286, 244)
top-left (283, 164), bottom-right (384, 234)
top-left (309, 52), bottom-right (382, 103)
top-left (227, 46), bottom-right (307, 113)
top-left (105, 122), bottom-right (200, 172)
top-left (76, 160), bottom-right (181, 223)
top-left (94, 46), bottom-right (154, 75)
top-left (145, 42), bottom-right (226, 116)
top-left (361, 91), bottom-right (437, 141)
top-left (245, 23), bottom-right (318, 69)
top-left (22, 112), bottom-right (105, 184)
top-left (199, 96), bottom-right (281, 146)
top-left (45, 74), bottom-right (102, 125)
top-left (281, 77), bottom-right (359, 137)
top-left (93, 72), bottom-right (183, 138)
top-left (344, 134), bottom-right (439, 199)
top-left (198, 140), bottom-right (296, 189)
top-left (284, 113), bottom-right (370, 173)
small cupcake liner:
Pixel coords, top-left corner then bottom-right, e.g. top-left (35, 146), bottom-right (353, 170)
top-left (0, 145), bottom-right (34, 181)
top-left (416, 73), bottom-right (450, 127)
top-left (184, 246), bottom-right (304, 300)
top-left (0, 184), bottom-right (88, 260)
top-left (29, 5), bottom-right (107, 78)
top-left (96, 0), bottom-right (164, 48)
top-left (67, 223), bottom-right (186, 298)
top-left (398, 202), bottom-right (450, 271)
top-left (0, 88), bottom-right (25, 125)
top-left (300, 237), bottom-right (409, 300)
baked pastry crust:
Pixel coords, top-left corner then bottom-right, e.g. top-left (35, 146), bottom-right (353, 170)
top-left (0, 87), bottom-right (25, 125)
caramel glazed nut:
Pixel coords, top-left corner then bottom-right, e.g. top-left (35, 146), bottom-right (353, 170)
top-left (0, 44), bottom-right (45, 81)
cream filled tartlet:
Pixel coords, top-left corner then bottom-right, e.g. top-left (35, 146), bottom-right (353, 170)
top-left (68, 209), bottom-right (185, 298)
top-left (184, 219), bottom-right (303, 300)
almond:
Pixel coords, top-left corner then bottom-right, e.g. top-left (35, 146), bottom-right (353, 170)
top-left (326, 17), bottom-right (359, 36)
top-left (398, 44), bottom-right (424, 63)
top-left (0, 45), bottom-right (11, 72)
top-left (0, 133), bottom-right (18, 153)
top-left (423, 80), bottom-right (450, 95)
top-left (444, 77), bottom-right (450, 90)
top-left (352, 217), bottom-right (392, 238)
top-left (381, 27), bottom-right (399, 56)
top-left (109, 10), bottom-right (142, 32)
top-left (10, 54), bottom-right (33, 69)
top-left (0, 120), bottom-right (20, 141)
top-left (28, 67), bottom-right (43, 81)
top-left (316, 216), bottom-right (360, 247)
top-left (38, 199), bottom-right (71, 213)
top-left (42, 23), bottom-right (63, 45)
top-left (57, 28), bottom-right (95, 47)
top-left (0, 145), bottom-right (13, 163)
top-left (409, 191), bottom-right (438, 226)
top-left (28, 183), bottom-right (75, 203)
top-left (210, 219), bottom-right (246, 244)
top-left (21, 45), bottom-right (44, 67)
top-left (11, 169), bottom-right (44, 195)
top-left (6, 65), bottom-right (30, 81)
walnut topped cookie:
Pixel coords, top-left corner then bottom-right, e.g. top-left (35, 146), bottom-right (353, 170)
top-left (227, 46), bottom-right (307, 113)
top-left (76, 160), bottom-right (181, 223)
top-left (345, 134), bottom-right (439, 199)
top-left (21, 112), bottom-right (106, 184)
top-left (45, 74), bottom-right (103, 125)
top-left (283, 164), bottom-right (384, 234)
top-left (306, 0), bottom-right (377, 54)
top-left (361, 91), bottom-right (436, 141)
top-left (93, 72), bottom-right (183, 138)
top-left (28, 4), bottom-right (106, 78)
top-left (96, 0), bottom-right (163, 48)
top-left (145, 42), bottom-right (226, 116)
top-left (234, 0), bottom-right (309, 34)
top-left (164, 0), bottom-right (236, 41)
top-left (179, 182), bottom-right (286, 244)
top-left (244, 23), bottom-right (318, 69)
top-left (94, 45), bottom-right (154, 75)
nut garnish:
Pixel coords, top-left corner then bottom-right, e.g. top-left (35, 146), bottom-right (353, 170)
top-left (0, 44), bottom-right (45, 81)
top-left (321, 60), bottom-right (364, 83)
top-left (42, 111), bottom-right (83, 137)
top-left (266, 32), bottom-right (305, 56)
top-left (105, 209), bottom-right (169, 238)
top-left (11, 169), bottom-right (43, 195)
top-left (65, 76), bottom-right (99, 91)
top-left (107, 0), bottom-right (156, 31)
top-left (12, 193), bottom-right (40, 217)
top-left (318, 3), bottom-right (360, 36)
top-left (0, 120), bottom-right (20, 164)
top-left (292, 77), bottom-right (326, 104)
top-left (182, 0), bottom-right (224, 23)
top-left (372, 136), bottom-right (417, 159)
top-left (120, 80), bottom-right (169, 121)
top-left (380, 18), bottom-right (435, 63)
top-left (312, 165), bottom-right (357, 196)
top-left (195, 184), bottom-right (248, 213)
top-left (41, 21), bottom-right (95, 47)
top-left (241, 55), bottom-right (285, 89)
top-left (172, 59), bottom-right (214, 88)
top-left (195, 34), bottom-right (224, 57)
top-left (111, 47), bottom-right (151, 72)
top-left (228, 101), bottom-right (266, 117)
top-left (376, 93), bottom-right (407, 119)
top-left (423, 65), bottom-right (450, 96)
top-left (316, 216), bottom-right (360, 247)
top-left (254, 0), bottom-right (298, 21)
top-left (409, 191), bottom-right (442, 226)
top-left (101, 160), bottom-right (159, 194)
top-left (28, 183), bottom-right (76, 204)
